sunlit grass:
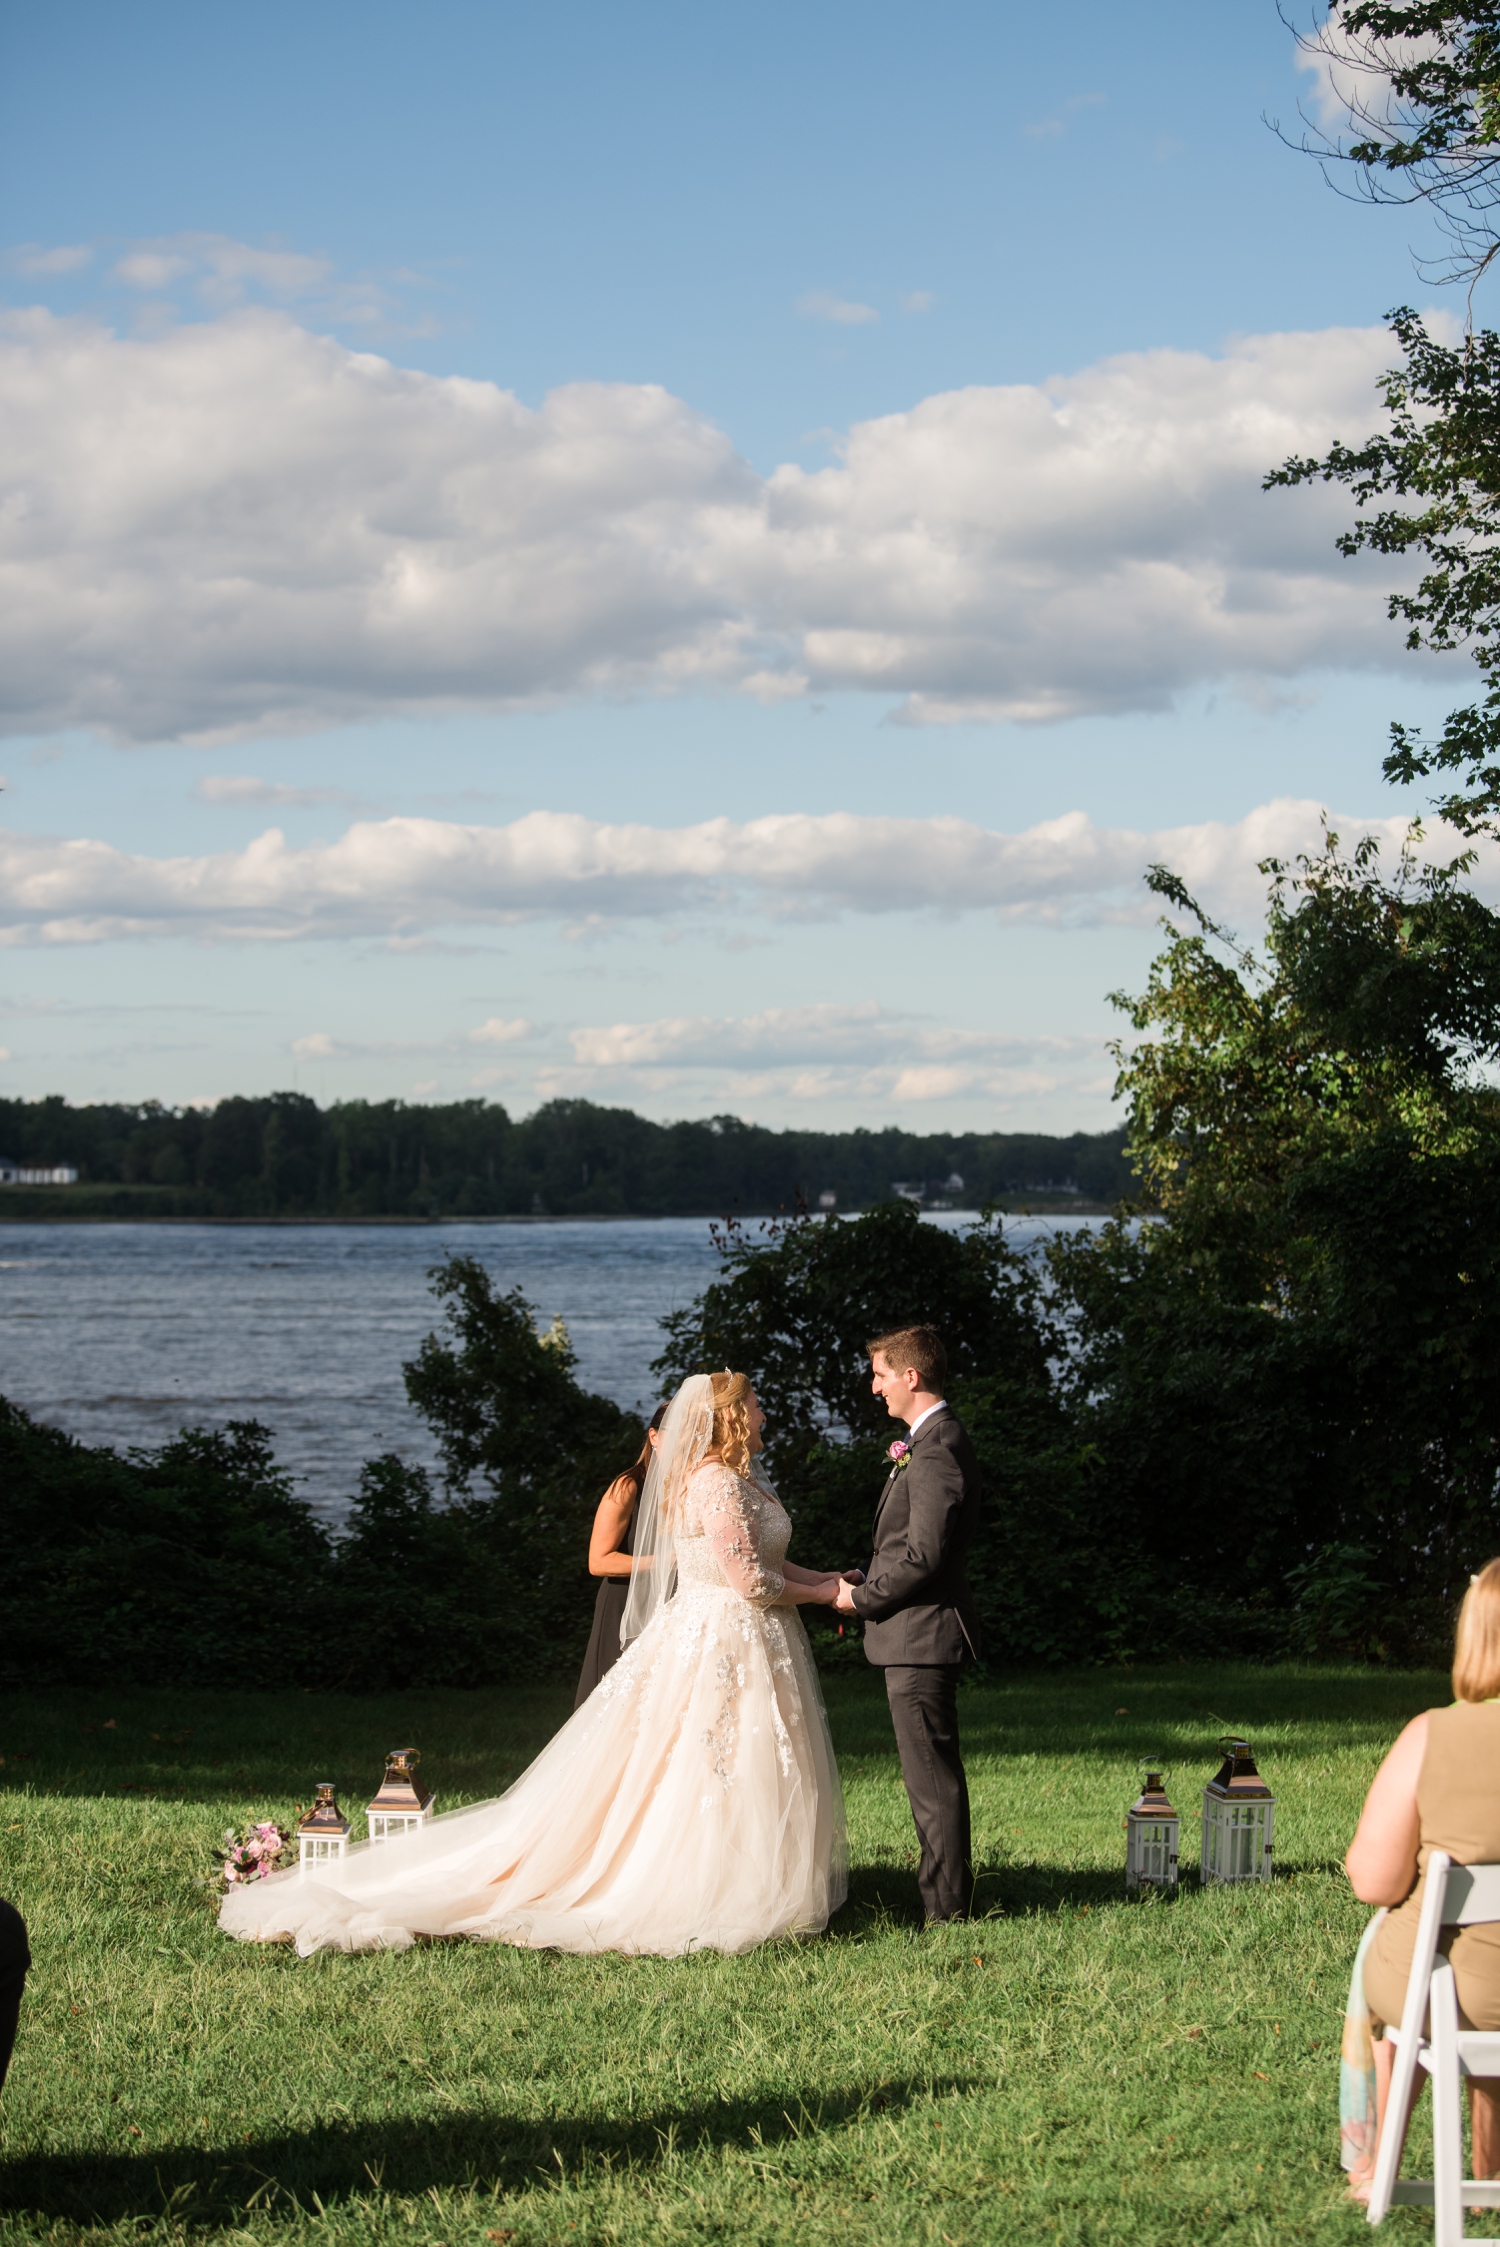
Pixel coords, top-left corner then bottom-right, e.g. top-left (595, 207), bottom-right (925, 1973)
top-left (0, 1667), bottom-right (1445, 2243)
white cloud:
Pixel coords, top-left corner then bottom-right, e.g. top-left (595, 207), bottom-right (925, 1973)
top-left (571, 1003), bottom-right (888, 1068)
top-left (569, 1002), bottom-right (1080, 1071)
top-left (550, 1005), bottom-right (1107, 1110)
top-left (290, 1030), bottom-right (337, 1058)
top-left (797, 291), bottom-right (879, 326)
top-left (1293, 20), bottom-right (1436, 136)
top-left (0, 799), bottom-right (1479, 946)
top-left (900, 291), bottom-right (935, 315)
top-left (0, 306), bottom-right (1433, 743)
top-left (110, 232), bottom-right (334, 303)
top-left (7, 244), bottom-right (92, 276)
top-left (194, 774), bottom-right (365, 809)
top-left (112, 250), bottom-right (194, 291)
top-left (468, 1016), bottom-right (534, 1044)
top-left (1025, 90), bottom-right (1107, 140)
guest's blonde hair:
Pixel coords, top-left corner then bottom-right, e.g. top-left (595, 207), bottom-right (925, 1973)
top-left (1453, 1560), bottom-right (1500, 1702)
top-left (710, 1370), bottom-right (756, 1477)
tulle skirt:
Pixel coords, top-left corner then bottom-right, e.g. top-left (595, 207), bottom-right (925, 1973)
top-left (218, 1587), bottom-right (848, 1958)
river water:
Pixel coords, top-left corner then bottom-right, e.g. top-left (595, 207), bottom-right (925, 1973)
top-left (0, 1214), bottom-right (1086, 1526)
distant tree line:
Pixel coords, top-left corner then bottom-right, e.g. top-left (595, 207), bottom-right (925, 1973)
top-left (0, 1092), bottom-right (1132, 1218)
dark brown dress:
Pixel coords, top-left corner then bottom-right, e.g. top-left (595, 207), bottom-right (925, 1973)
top-left (573, 1495), bottom-right (637, 1709)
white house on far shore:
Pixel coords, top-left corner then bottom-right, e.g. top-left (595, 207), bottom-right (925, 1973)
top-left (0, 1157), bottom-right (79, 1185)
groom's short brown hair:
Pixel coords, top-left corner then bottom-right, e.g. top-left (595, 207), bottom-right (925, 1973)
top-left (866, 1325), bottom-right (947, 1392)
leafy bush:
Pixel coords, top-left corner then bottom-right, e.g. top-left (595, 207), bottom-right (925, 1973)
top-left (0, 1404), bottom-right (332, 1689)
top-left (335, 1257), bottom-right (643, 1688)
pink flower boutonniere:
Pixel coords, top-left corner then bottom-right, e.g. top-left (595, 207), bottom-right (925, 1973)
top-left (887, 1439), bottom-right (912, 1472)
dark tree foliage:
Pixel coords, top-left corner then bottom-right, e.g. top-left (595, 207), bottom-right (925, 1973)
top-left (1049, 830), bottom-right (1500, 1658)
top-left (320, 1257), bottom-right (644, 1688)
top-left (0, 1090), bottom-right (1131, 1219)
top-left (652, 1198), bottom-right (1053, 1441)
top-left (0, 1405), bottom-right (332, 1689)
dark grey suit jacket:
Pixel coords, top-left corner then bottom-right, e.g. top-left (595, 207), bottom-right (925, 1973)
top-left (849, 1405), bottom-right (982, 1666)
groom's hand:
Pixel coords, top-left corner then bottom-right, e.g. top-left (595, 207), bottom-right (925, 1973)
top-left (833, 1577), bottom-right (860, 1615)
top-left (837, 1568), bottom-right (865, 1585)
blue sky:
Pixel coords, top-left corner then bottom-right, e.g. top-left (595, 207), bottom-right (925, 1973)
top-left (0, 0), bottom-right (1480, 1129)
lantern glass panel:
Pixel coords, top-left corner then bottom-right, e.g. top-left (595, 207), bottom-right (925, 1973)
top-left (299, 1832), bottom-right (348, 1867)
top-left (1128, 1817), bottom-right (1179, 1886)
top-left (1201, 1792), bottom-right (1275, 1884)
top-left (367, 1807), bottom-right (433, 1845)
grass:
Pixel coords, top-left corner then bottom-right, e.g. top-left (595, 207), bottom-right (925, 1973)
top-left (0, 1665), bottom-right (1452, 2245)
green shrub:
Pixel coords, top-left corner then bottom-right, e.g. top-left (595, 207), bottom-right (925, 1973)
top-left (0, 1403), bottom-right (331, 1688)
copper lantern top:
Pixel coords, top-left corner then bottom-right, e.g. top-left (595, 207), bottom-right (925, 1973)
top-left (367, 1747), bottom-right (433, 1816)
top-left (1128, 1765), bottom-right (1178, 1820)
top-left (1205, 1736), bottom-right (1274, 1802)
top-left (297, 1782), bottom-right (351, 1835)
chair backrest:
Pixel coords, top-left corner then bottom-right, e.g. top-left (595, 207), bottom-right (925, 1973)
top-left (1440, 1860), bottom-right (1500, 1926)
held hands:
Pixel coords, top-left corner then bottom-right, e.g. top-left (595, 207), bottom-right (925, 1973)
top-left (831, 1568), bottom-right (864, 1615)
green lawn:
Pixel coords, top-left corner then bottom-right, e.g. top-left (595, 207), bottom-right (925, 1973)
top-left (0, 1666), bottom-right (1450, 2244)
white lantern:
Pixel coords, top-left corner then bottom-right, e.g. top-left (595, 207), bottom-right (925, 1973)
top-left (296, 1782), bottom-right (351, 1873)
top-left (366, 1747), bottom-right (435, 1844)
top-left (1125, 1763), bottom-right (1180, 1890)
top-left (1200, 1735), bottom-right (1275, 1884)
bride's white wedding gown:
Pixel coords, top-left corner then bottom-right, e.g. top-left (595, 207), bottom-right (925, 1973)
top-left (218, 1464), bottom-right (847, 1957)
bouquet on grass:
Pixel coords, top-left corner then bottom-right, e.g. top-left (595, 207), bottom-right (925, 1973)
top-left (214, 1819), bottom-right (295, 1887)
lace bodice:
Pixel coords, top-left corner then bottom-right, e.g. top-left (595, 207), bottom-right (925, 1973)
top-left (675, 1462), bottom-right (789, 1605)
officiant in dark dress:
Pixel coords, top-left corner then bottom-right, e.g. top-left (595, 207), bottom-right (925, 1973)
top-left (573, 1405), bottom-right (666, 1707)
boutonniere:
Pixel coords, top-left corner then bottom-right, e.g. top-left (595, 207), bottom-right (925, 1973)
top-left (886, 1439), bottom-right (912, 1472)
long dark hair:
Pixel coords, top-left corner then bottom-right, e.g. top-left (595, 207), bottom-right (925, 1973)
top-left (616, 1402), bottom-right (668, 1501)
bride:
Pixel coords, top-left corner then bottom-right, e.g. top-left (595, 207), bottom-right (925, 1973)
top-left (219, 1370), bottom-right (853, 1957)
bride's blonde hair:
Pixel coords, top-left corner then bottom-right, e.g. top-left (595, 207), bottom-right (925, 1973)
top-left (710, 1370), bottom-right (756, 1477)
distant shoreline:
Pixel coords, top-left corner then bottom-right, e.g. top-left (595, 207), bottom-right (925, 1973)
top-left (0, 1199), bottom-right (1115, 1226)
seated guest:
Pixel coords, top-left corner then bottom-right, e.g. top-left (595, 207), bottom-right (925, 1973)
top-left (573, 1405), bottom-right (666, 1709)
top-left (0, 1898), bottom-right (29, 2092)
top-left (1345, 1560), bottom-right (1500, 2191)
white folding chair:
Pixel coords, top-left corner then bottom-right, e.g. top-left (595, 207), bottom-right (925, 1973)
top-left (1369, 1851), bottom-right (1500, 2241)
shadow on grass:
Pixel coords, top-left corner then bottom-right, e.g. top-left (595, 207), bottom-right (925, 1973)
top-left (0, 2077), bottom-right (974, 2225)
top-left (977, 1863), bottom-right (1135, 1917)
top-left (837, 1855), bottom-right (1350, 1926)
top-left (835, 1859), bottom-right (1138, 1925)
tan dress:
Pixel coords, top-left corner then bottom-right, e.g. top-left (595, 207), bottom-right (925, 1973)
top-left (1365, 1702), bottom-right (1500, 2031)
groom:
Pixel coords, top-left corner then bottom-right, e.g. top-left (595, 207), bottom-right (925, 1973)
top-left (833, 1326), bottom-right (981, 1925)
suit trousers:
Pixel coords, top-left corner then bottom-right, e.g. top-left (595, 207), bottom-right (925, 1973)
top-left (0, 1899), bottom-right (29, 2093)
top-left (883, 1663), bottom-right (972, 1923)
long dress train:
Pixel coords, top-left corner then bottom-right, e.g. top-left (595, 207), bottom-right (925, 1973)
top-left (218, 1464), bottom-right (847, 1957)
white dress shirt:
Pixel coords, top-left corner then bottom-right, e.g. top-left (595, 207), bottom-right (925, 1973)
top-left (906, 1400), bottom-right (947, 1439)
